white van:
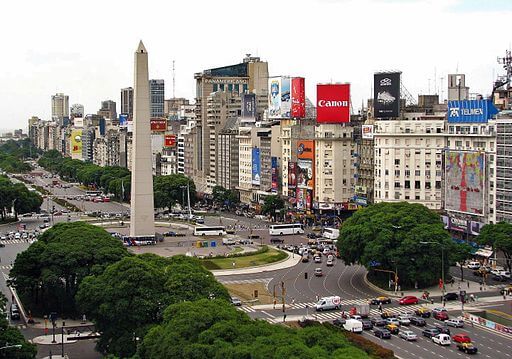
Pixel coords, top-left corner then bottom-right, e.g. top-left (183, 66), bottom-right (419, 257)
top-left (222, 238), bottom-right (236, 245)
top-left (343, 319), bottom-right (363, 333)
top-left (315, 296), bottom-right (341, 311)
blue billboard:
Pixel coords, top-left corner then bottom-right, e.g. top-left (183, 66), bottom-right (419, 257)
top-left (119, 114), bottom-right (128, 126)
top-left (447, 100), bottom-right (498, 123)
top-left (252, 148), bottom-right (261, 185)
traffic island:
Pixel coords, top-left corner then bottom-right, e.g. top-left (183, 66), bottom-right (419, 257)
top-left (201, 246), bottom-right (287, 270)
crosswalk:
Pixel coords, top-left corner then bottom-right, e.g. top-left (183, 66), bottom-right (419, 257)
top-left (0, 239), bottom-right (36, 245)
top-left (0, 265), bottom-right (13, 271)
top-left (219, 277), bottom-right (273, 286)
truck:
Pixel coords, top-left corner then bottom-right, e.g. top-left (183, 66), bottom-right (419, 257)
top-left (354, 304), bottom-right (370, 318)
top-left (343, 319), bottom-right (363, 333)
top-left (315, 296), bottom-right (341, 311)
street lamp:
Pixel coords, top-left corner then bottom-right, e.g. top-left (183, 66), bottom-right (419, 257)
top-left (420, 241), bottom-right (445, 306)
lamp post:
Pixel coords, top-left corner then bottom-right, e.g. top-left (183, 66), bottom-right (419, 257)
top-left (420, 241), bottom-right (445, 305)
top-left (61, 321), bottom-right (65, 357)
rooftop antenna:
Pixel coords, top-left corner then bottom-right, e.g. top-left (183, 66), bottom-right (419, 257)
top-left (440, 76), bottom-right (445, 103)
top-left (172, 60), bottom-right (176, 99)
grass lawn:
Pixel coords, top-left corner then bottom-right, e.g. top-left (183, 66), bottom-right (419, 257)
top-left (202, 247), bottom-right (287, 270)
top-left (224, 282), bottom-right (274, 305)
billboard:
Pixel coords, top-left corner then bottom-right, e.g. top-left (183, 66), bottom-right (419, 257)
top-left (119, 114), bottom-right (128, 126)
top-left (316, 84), bottom-right (350, 123)
top-left (297, 140), bottom-right (315, 189)
top-left (271, 157), bottom-right (278, 193)
top-left (164, 134), bottom-right (176, 147)
top-left (252, 147), bottom-right (261, 185)
top-left (241, 93), bottom-right (256, 120)
top-left (150, 118), bottom-right (167, 131)
top-left (291, 77), bottom-right (306, 118)
top-left (288, 162), bottom-right (297, 189)
top-left (447, 99), bottom-right (498, 123)
top-left (445, 150), bottom-right (485, 216)
top-left (281, 76), bottom-right (291, 118)
top-left (73, 118), bottom-right (84, 128)
top-left (268, 77), bottom-right (281, 118)
top-left (362, 125), bottom-right (374, 139)
top-left (296, 188), bottom-right (305, 210)
top-left (70, 129), bottom-right (82, 159)
top-left (374, 72), bottom-right (401, 118)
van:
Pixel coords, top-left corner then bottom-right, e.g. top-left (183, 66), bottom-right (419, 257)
top-left (343, 319), bottom-right (363, 333)
top-left (315, 296), bottom-right (341, 311)
top-left (222, 238), bottom-right (236, 245)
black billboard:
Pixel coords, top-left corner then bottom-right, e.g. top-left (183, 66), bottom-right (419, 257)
top-left (241, 93), bottom-right (256, 120)
top-left (374, 72), bottom-right (401, 118)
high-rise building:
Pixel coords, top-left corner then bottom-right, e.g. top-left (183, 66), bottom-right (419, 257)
top-left (149, 79), bottom-right (165, 118)
top-left (121, 87), bottom-right (134, 117)
top-left (51, 93), bottom-right (69, 121)
top-left (217, 118), bottom-right (240, 190)
top-left (495, 115), bottom-right (512, 223)
top-left (70, 104), bottom-right (84, 118)
top-left (98, 100), bottom-right (117, 120)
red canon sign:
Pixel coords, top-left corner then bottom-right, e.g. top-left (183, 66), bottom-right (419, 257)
top-left (316, 84), bottom-right (350, 123)
top-left (150, 118), bottom-right (167, 132)
top-left (164, 134), bottom-right (176, 147)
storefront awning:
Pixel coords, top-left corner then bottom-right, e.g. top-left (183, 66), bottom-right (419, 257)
top-left (474, 248), bottom-right (493, 258)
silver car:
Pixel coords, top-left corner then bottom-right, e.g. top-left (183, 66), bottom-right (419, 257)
top-left (399, 330), bottom-right (417, 341)
top-left (445, 318), bottom-right (464, 328)
top-left (398, 314), bottom-right (411, 326)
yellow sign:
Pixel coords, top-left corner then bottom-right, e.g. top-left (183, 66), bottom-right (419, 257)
top-left (70, 129), bottom-right (83, 158)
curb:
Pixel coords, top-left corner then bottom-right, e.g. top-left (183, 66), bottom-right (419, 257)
top-left (363, 272), bottom-right (400, 297)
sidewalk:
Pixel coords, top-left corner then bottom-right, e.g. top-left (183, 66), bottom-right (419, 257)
top-left (212, 250), bottom-right (301, 276)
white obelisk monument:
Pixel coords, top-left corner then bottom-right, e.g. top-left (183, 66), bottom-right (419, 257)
top-left (130, 41), bottom-right (155, 238)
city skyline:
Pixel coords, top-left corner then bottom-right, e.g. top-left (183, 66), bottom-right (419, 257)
top-left (2, 0), bottom-right (512, 130)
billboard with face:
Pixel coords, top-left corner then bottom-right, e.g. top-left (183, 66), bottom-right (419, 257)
top-left (268, 77), bottom-right (281, 119)
top-left (291, 77), bottom-right (306, 118)
top-left (374, 72), bottom-right (401, 118)
top-left (241, 93), bottom-right (256, 120)
top-left (297, 140), bottom-right (315, 189)
top-left (280, 76), bottom-right (291, 118)
top-left (316, 84), bottom-right (350, 123)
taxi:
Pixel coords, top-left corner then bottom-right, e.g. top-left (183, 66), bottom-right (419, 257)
top-left (370, 296), bottom-right (392, 305)
top-left (457, 342), bottom-right (478, 354)
top-left (385, 323), bottom-right (399, 334)
top-left (414, 307), bottom-right (431, 318)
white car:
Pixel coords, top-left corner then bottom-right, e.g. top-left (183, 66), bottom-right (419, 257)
top-left (399, 330), bottom-right (417, 341)
top-left (397, 314), bottom-right (411, 326)
top-left (491, 267), bottom-right (505, 276)
top-left (498, 271), bottom-right (511, 279)
top-left (467, 261), bottom-right (481, 270)
top-left (432, 333), bottom-right (451, 346)
top-left (386, 318), bottom-right (400, 326)
top-left (445, 319), bottom-right (464, 328)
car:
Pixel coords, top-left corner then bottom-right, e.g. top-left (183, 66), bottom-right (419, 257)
top-left (361, 319), bottom-right (373, 330)
top-left (457, 342), bottom-right (478, 354)
top-left (0, 243), bottom-right (5, 248)
top-left (452, 333), bottom-right (471, 343)
top-left (491, 267), bottom-right (505, 276)
top-left (433, 323), bottom-right (451, 334)
top-left (332, 318), bottom-right (346, 328)
top-left (370, 296), bottom-right (392, 305)
top-left (385, 318), bottom-right (400, 326)
top-left (381, 311), bottom-right (396, 319)
top-left (10, 304), bottom-right (20, 320)
top-left (326, 259), bottom-right (334, 266)
top-left (493, 274), bottom-right (509, 282)
top-left (370, 317), bottom-right (387, 327)
top-left (385, 323), bottom-right (399, 334)
top-left (445, 318), bottom-right (465, 328)
top-left (373, 328), bottom-right (391, 339)
top-left (467, 261), bottom-right (481, 270)
top-left (163, 231), bottom-right (177, 237)
top-left (422, 328), bottom-right (441, 338)
top-left (434, 311), bottom-right (449, 321)
top-left (314, 256), bottom-right (322, 263)
top-left (301, 256), bottom-right (309, 263)
top-left (410, 316), bottom-right (426, 326)
top-left (399, 296), bottom-right (419, 305)
top-left (398, 330), bottom-right (418, 341)
top-left (0, 235), bottom-right (6, 240)
top-left (443, 292), bottom-right (459, 301)
top-left (397, 314), bottom-right (411, 326)
top-left (314, 268), bottom-right (323, 277)
top-left (432, 307), bottom-right (447, 315)
top-left (499, 271), bottom-right (511, 279)
top-left (432, 333), bottom-right (451, 346)
top-left (230, 297), bottom-right (242, 306)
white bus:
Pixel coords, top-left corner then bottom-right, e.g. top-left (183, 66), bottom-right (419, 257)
top-left (269, 223), bottom-right (304, 236)
top-left (194, 226), bottom-right (227, 236)
top-left (322, 228), bottom-right (340, 240)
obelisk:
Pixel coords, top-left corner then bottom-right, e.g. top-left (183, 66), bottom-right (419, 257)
top-left (130, 41), bottom-right (155, 238)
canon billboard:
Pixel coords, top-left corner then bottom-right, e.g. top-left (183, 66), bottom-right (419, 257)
top-left (291, 77), bottom-right (306, 118)
top-left (150, 118), bottom-right (167, 132)
top-left (374, 72), bottom-right (401, 118)
top-left (316, 84), bottom-right (350, 123)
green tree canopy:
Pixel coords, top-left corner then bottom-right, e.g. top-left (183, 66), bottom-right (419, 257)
top-left (153, 174), bottom-right (196, 211)
top-left (478, 222), bottom-right (512, 272)
top-left (9, 222), bottom-right (130, 318)
top-left (336, 202), bottom-right (462, 288)
top-left (0, 176), bottom-right (42, 221)
top-left (212, 186), bottom-right (239, 207)
top-left (76, 254), bottom-right (229, 357)
top-left (262, 195), bottom-right (285, 216)
top-left (138, 299), bottom-right (369, 359)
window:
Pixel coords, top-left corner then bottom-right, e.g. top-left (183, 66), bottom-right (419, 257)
top-left (385, 169), bottom-right (389, 175)
top-left (415, 195), bottom-right (420, 200)
top-left (395, 170), bottom-right (400, 176)
top-left (395, 182), bottom-right (400, 188)
top-left (415, 181), bottom-right (421, 189)
top-left (405, 170), bottom-right (410, 177)
top-left (415, 170), bottom-right (421, 176)
top-left (435, 181), bottom-right (441, 189)
top-left (425, 182), bottom-right (431, 189)
top-left (395, 159), bottom-right (400, 165)
top-left (456, 140), bottom-right (462, 147)
top-left (405, 180), bottom-right (410, 189)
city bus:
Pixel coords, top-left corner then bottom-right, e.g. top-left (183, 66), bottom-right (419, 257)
top-left (194, 226), bottom-right (227, 236)
top-left (269, 223), bottom-right (304, 236)
top-left (85, 190), bottom-right (103, 196)
top-left (322, 228), bottom-right (340, 240)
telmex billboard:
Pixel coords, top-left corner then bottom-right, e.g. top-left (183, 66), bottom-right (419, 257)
top-left (447, 99), bottom-right (498, 123)
top-left (291, 77), bottom-right (306, 118)
top-left (150, 119), bottom-right (167, 132)
top-left (374, 72), bottom-right (401, 118)
top-left (316, 84), bottom-right (350, 123)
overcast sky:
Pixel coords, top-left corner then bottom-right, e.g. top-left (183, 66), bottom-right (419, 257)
top-left (1, 0), bottom-right (511, 131)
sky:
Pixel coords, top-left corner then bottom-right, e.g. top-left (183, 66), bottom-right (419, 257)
top-left (1, 0), bottom-right (511, 132)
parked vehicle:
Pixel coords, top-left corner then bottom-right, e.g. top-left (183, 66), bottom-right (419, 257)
top-left (343, 319), bottom-right (363, 333)
top-left (432, 333), bottom-right (451, 346)
top-left (467, 261), bottom-right (481, 270)
top-left (315, 296), bottom-right (341, 311)
top-left (398, 330), bottom-right (417, 341)
top-left (10, 304), bottom-right (20, 320)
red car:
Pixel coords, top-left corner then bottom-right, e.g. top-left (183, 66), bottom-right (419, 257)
top-left (453, 333), bottom-right (471, 343)
top-left (399, 296), bottom-right (419, 305)
top-left (434, 311), bottom-right (449, 321)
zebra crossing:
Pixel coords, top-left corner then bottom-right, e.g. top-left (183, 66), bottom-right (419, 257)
top-left (0, 239), bottom-right (35, 245)
top-left (0, 265), bottom-right (13, 271)
top-left (219, 277), bottom-right (273, 286)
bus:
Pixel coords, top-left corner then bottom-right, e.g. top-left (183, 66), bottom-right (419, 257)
top-left (322, 228), bottom-right (340, 240)
top-left (194, 226), bottom-right (226, 236)
top-left (269, 223), bottom-right (304, 236)
top-left (85, 190), bottom-right (103, 196)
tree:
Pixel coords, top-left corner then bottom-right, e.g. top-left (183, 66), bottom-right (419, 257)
top-left (212, 186), bottom-right (239, 207)
top-left (76, 255), bottom-right (229, 358)
top-left (0, 294), bottom-right (37, 359)
top-left (262, 195), bottom-right (285, 216)
top-left (0, 176), bottom-right (42, 221)
top-left (478, 222), bottom-right (512, 272)
top-left (449, 242), bottom-right (473, 281)
top-left (336, 202), bottom-right (462, 288)
top-left (9, 222), bottom-right (130, 318)
top-left (153, 174), bottom-right (196, 211)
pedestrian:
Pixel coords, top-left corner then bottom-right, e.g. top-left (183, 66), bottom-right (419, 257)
top-left (467, 281), bottom-right (470, 289)
top-left (378, 303), bottom-right (383, 313)
top-left (283, 314), bottom-right (287, 323)
top-left (315, 295), bottom-right (319, 302)
top-left (291, 297), bottom-right (295, 305)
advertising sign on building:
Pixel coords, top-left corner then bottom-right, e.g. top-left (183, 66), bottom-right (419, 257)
top-left (354, 185), bottom-right (367, 195)
top-left (316, 84), bottom-right (350, 123)
top-left (445, 150), bottom-right (485, 216)
top-left (271, 157), bottom-right (278, 193)
top-left (362, 125), bottom-right (374, 139)
top-left (288, 162), bottom-right (297, 189)
top-left (268, 77), bottom-right (282, 119)
top-left (296, 188), bottom-right (305, 210)
top-left (164, 134), bottom-right (176, 147)
top-left (374, 72), bottom-right (401, 118)
top-left (73, 118), bottom-right (84, 128)
top-left (119, 114), bottom-right (128, 126)
top-left (70, 129), bottom-right (82, 159)
top-left (291, 77), bottom-right (306, 118)
top-left (241, 93), bottom-right (257, 120)
top-left (447, 99), bottom-right (498, 123)
top-left (280, 76), bottom-right (291, 118)
top-left (252, 147), bottom-right (261, 185)
top-left (297, 140), bottom-right (315, 189)
top-left (127, 120), bottom-right (133, 133)
top-left (150, 118), bottom-right (167, 132)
